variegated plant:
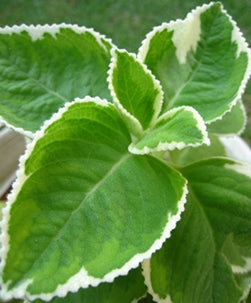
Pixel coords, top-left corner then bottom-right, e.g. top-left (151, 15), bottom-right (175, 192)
top-left (0, 2), bottom-right (250, 303)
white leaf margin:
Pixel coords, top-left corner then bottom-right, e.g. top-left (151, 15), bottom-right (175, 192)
top-left (0, 23), bottom-right (113, 138)
top-left (129, 106), bottom-right (209, 155)
top-left (0, 96), bottom-right (188, 301)
top-left (138, 2), bottom-right (251, 124)
top-left (142, 259), bottom-right (173, 303)
top-left (142, 158), bottom-right (251, 303)
top-left (108, 48), bottom-right (164, 137)
top-left (231, 257), bottom-right (251, 275)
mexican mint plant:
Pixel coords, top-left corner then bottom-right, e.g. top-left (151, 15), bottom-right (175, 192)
top-left (0, 2), bottom-right (251, 303)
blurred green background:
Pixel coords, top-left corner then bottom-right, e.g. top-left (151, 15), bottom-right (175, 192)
top-left (0, 0), bottom-right (250, 144)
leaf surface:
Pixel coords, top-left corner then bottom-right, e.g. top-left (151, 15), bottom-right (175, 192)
top-left (0, 25), bottom-right (112, 135)
top-left (139, 2), bottom-right (251, 122)
top-left (0, 97), bottom-right (187, 301)
top-left (143, 158), bottom-right (251, 303)
top-left (129, 106), bottom-right (209, 155)
top-left (207, 100), bottom-right (246, 135)
top-left (29, 266), bottom-right (147, 303)
top-left (169, 133), bottom-right (227, 166)
top-left (108, 49), bottom-right (163, 136)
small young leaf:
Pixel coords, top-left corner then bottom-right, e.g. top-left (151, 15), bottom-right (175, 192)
top-left (143, 158), bottom-right (251, 303)
top-left (0, 97), bottom-right (187, 301)
top-left (207, 100), bottom-right (246, 135)
top-left (129, 106), bottom-right (209, 155)
top-left (138, 2), bottom-right (251, 122)
top-left (29, 266), bottom-right (147, 303)
top-left (108, 49), bottom-right (163, 136)
top-left (0, 25), bottom-right (112, 135)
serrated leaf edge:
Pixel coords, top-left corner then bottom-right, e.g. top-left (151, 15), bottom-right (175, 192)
top-left (27, 181), bottom-right (188, 302)
top-left (0, 96), bottom-right (109, 301)
top-left (231, 257), bottom-right (251, 274)
top-left (0, 23), bottom-right (113, 49)
top-left (0, 24), bottom-right (113, 137)
top-left (129, 106), bottom-right (209, 155)
top-left (0, 96), bottom-right (188, 301)
top-left (108, 48), bottom-right (164, 137)
top-left (138, 2), bottom-right (251, 124)
top-left (138, 2), bottom-right (212, 64)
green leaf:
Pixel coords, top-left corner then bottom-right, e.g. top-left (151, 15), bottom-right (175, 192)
top-left (138, 2), bottom-right (251, 122)
top-left (143, 158), bottom-right (251, 303)
top-left (0, 25), bottom-right (112, 135)
top-left (129, 106), bottom-right (209, 155)
top-left (207, 100), bottom-right (246, 135)
top-left (108, 49), bottom-right (163, 136)
top-left (235, 272), bottom-right (251, 302)
top-left (169, 133), bottom-right (227, 166)
top-left (0, 97), bottom-right (187, 301)
top-left (29, 266), bottom-right (147, 303)
top-left (222, 233), bottom-right (251, 274)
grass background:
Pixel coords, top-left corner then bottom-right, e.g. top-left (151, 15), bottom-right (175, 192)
top-left (0, 0), bottom-right (250, 144)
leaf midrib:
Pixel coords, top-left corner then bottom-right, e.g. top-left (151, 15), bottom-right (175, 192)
top-left (166, 14), bottom-right (218, 111)
top-left (0, 60), bottom-right (68, 103)
top-left (17, 152), bottom-right (132, 289)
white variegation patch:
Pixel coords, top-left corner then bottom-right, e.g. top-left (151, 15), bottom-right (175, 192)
top-left (206, 4), bottom-right (251, 124)
top-left (138, 2), bottom-right (251, 124)
top-left (30, 182), bottom-right (187, 302)
top-left (0, 175), bottom-right (188, 301)
top-left (231, 257), bottom-right (251, 274)
top-left (0, 117), bottom-right (34, 138)
top-left (0, 24), bottom-right (112, 50)
top-left (138, 3), bottom-right (215, 64)
top-left (142, 259), bottom-right (173, 303)
top-left (129, 106), bottom-right (209, 155)
top-left (0, 96), bottom-right (109, 301)
top-left (0, 95), bottom-right (188, 301)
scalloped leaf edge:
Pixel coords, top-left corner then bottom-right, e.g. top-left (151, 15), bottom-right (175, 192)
top-left (138, 2), bottom-right (251, 124)
top-left (128, 106), bottom-right (209, 155)
top-left (0, 96), bottom-right (188, 302)
top-left (142, 158), bottom-right (251, 303)
top-left (0, 24), bottom-right (113, 137)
